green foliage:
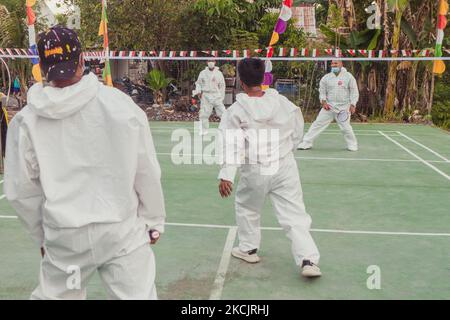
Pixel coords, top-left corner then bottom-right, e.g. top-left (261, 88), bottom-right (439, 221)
top-left (432, 74), bottom-right (450, 130)
top-left (229, 30), bottom-right (259, 51)
top-left (221, 63), bottom-right (236, 78)
top-left (146, 69), bottom-right (173, 93)
top-left (327, 3), bottom-right (345, 31)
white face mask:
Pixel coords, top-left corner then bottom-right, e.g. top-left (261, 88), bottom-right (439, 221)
top-left (207, 62), bottom-right (215, 69)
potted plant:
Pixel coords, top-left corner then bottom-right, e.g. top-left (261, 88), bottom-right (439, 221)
top-left (146, 69), bottom-right (173, 107)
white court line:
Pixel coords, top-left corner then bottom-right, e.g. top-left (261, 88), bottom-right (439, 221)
top-left (152, 129), bottom-right (399, 137)
top-left (165, 222), bottom-right (450, 237)
top-left (378, 131), bottom-right (450, 182)
top-left (151, 129), bottom-right (394, 137)
top-left (154, 152), bottom-right (450, 164)
top-left (1, 217), bottom-right (449, 237)
top-left (150, 126), bottom-right (399, 133)
top-left (0, 180), bottom-right (3, 184)
top-left (209, 227), bottom-right (237, 300)
top-left (396, 131), bottom-right (450, 163)
top-left (0, 195), bottom-right (5, 200)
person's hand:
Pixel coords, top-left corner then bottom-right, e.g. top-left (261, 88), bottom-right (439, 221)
top-left (219, 179), bottom-right (233, 198)
top-left (322, 101), bottom-right (331, 110)
top-left (40, 247), bottom-right (45, 258)
top-left (350, 105), bottom-right (356, 114)
top-left (149, 230), bottom-right (161, 245)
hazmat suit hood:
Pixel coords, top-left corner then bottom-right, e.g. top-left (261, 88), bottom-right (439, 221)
top-left (27, 72), bottom-right (100, 120)
top-left (236, 88), bottom-right (297, 125)
top-left (205, 66), bottom-right (220, 72)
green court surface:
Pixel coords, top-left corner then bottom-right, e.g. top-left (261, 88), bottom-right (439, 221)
top-left (0, 122), bottom-right (449, 299)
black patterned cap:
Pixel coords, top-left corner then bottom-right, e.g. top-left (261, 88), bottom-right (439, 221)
top-left (37, 26), bottom-right (82, 82)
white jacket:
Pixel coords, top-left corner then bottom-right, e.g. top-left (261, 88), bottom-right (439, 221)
top-left (218, 89), bottom-right (304, 183)
top-left (4, 73), bottom-right (166, 246)
top-left (194, 67), bottom-right (226, 99)
top-left (319, 67), bottom-right (359, 110)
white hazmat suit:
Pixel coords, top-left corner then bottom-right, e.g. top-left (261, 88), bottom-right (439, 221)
top-left (299, 67), bottom-right (359, 151)
top-left (193, 66), bottom-right (226, 134)
top-left (4, 73), bottom-right (166, 300)
top-left (218, 89), bottom-right (320, 266)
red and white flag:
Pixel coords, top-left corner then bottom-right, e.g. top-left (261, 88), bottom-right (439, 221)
top-left (190, 51), bottom-right (197, 57)
top-left (138, 51), bottom-right (146, 58)
top-left (347, 49), bottom-right (356, 56)
top-left (378, 50), bottom-right (386, 58)
top-left (401, 50), bottom-right (411, 57)
top-left (129, 51), bottom-right (136, 58)
top-left (159, 51), bottom-right (167, 57)
top-left (390, 50), bottom-right (399, 56)
top-left (290, 48), bottom-right (298, 57)
top-left (266, 47), bottom-right (274, 58)
top-left (254, 49), bottom-right (263, 54)
top-left (279, 47), bottom-right (287, 57)
top-left (301, 48), bottom-right (309, 56)
top-left (179, 51), bottom-right (188, 57)
top-left (243, 49), bottom-right (251, 58)
top-left (169, 51), bottom-right (176, 58)
top-left (358, 50), bottom-right (368, 57)
top-left (312, 49), bottom-right (319, 57)
top-left (324, 48), bottom-right (333, 56)
top-left (211, 50), bottom-right (219, 57)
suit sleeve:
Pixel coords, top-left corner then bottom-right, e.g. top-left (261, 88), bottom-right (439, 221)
top-left (4, 116), bottom-right (45, 247)
top-left (349, 74), bottom-right (359, 106)
top-left (319, 76), bottom-right (328, 103)
top-left (218, 72), bottom-right (226, 101)
top-left (134, 112), bottom-right (166, 233)
top-left (291, 107), bottom-right (305, 150)
top-left (217, 107), bottom-right (244, 184)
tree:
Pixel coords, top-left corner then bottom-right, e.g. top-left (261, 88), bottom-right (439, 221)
top-left (0, 1), bottom-right (31, 96)
top-left (384, 0), bottom-right (409, 116)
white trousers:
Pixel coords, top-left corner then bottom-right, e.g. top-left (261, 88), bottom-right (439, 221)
top-left (235, 153), bottom-right (320, 266)
top-left (303, 108), bottom-right (358, 149)
top-left (199, 94), bottom-right (226, 132)
top-left (31, 215), bottom-right (157, 300)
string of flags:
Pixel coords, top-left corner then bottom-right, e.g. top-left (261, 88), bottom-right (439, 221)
top-left (0, 48), bottom-right (441, 59)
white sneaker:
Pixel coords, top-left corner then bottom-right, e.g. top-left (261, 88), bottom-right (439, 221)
top-left (231, 247), bottom-right (261, 264)
top-left (301, 260), bottom-right (322, 278)
top-left (347, 146), bottom-right (358, 152)
top-left (297, 142), bottom-right (313, 150)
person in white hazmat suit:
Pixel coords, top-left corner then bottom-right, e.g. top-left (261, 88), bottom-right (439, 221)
top-left (218, 58), bottom-right (321, 278)
top-left (3, 27), bottom-right (166, 300)
top-left (193, 60), bottom-right (226, 136)
top-left (298, 60), bottom-right (359, 151)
